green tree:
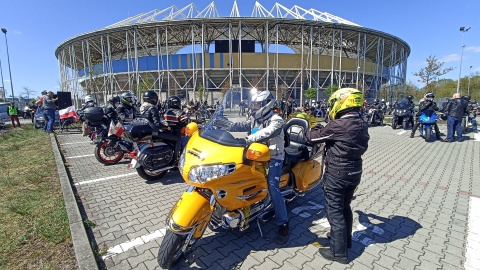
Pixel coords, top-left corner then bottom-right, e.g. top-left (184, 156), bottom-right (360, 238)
top-left (413, 55), bottom-right (454, 92)
top-left (195, 85), bottom-right (207, 101)
top-left (304, 87), bottom-right (317, 101)
top-left (323, 84), bottom-right (339, 98)
top-left (139, 77), bottom-right (155, 95)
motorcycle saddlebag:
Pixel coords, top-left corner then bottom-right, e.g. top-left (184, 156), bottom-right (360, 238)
top-left (138, 144), bottom-right (174, 170)
top-left (84, 107), bottom-right (105, 122)
top-left (292, 160), bottom-right (322, 192)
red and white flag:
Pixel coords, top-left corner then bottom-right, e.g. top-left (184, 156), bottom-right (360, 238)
top-left (59, 106), bottom-right (78, 122)
top-left (108, 121), bottom-right (125, 137)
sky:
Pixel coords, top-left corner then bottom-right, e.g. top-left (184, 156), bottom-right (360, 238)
top-left (0, 0), bottom-right (479, 99)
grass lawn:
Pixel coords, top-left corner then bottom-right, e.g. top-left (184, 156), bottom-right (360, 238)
top-left (0, 125), bottom-right (76, 269)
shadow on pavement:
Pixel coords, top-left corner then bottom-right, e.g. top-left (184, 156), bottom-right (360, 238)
top-left (163, 191), bottom-right (421, 269)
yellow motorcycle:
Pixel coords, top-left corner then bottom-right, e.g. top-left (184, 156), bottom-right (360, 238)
top-left (158, 92), bottom-right (323, 269)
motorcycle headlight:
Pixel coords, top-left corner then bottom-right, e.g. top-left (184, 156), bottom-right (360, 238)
top-left (178, 149), bottom-right (186, 173)
top-left (188, 163), bottom-right (236, 184)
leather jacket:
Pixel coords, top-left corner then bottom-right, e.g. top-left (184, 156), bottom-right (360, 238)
top-left (444, 98), bottom-right (468, 118)
top-left (116, 103), bottom-right (136, 122)
top-left (245, 113), bottom-right (285, 161)
top-left (306, 113), bottom-right (369, 180)
top-left (139, 102), bottom-right (168, 127)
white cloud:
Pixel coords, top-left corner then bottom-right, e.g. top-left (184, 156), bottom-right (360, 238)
top-left (465, 46), bottom-right (480, 53)
top-left (439, 54), bottom-right (464, 63)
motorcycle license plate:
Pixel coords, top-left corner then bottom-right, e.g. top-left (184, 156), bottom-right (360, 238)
top-left (129, 159), bottom-right (140, 169)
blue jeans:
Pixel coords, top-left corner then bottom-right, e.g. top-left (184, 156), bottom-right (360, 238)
top-left (268, 159), bottom-right (288, 226)
top-left (469, 113), bottom-right (478, 131)
top-left (45, 109), bottom-right (56, 132)
top-left (447, 116), bottom-right (463, 141)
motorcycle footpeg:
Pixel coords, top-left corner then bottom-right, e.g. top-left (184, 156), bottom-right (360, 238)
top-left (259, 210), bottom-right (275, 223)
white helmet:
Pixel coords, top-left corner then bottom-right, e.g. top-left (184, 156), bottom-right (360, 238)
top-left (251, 90), bottom-right (273, 106)
top-left (84, 95), bottom-right (94, 103)
top-left (381, 99), bottom-right (385, 102)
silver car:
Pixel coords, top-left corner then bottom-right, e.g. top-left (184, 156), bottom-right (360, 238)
top-left (0, 102), bottom-right (11, 125)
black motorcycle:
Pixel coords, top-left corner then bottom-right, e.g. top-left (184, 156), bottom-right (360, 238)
top-left (126, 120), bottom-right (187, 181)
top-left (95, 130), bottom-right (134, 165)
top-left (367, 107), bottom-right (383, 126)
top-left (391, 106), bottom-right (412, 130)
top-left (83, 107), bottom-right (108, 143)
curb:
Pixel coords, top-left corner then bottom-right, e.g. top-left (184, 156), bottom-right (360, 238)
top-left (50, 133), bottom-right (99, 270)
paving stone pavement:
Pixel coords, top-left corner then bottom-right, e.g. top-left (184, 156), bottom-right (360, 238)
top-left (55, 124), bottom-right (480, 270)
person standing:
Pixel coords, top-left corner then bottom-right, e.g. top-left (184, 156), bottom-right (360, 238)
top-left (306, 88), bottom-right (369, 264)
top-left (7, 102), bottom-right (21, 128)
top-left (42, 91), bottom-right (57, 133)
top-left (444, 93), bottom-right (469, 142)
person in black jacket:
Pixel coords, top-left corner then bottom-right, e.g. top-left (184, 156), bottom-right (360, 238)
top-left (104, 96), bottom-right (119, 122)
top-left (444, 93), bottom-right (469, 142)
top-left (306, 88), bottom-right (369, 264)
top-left (116, 92), bottom-right (136, 123)
top-left (139, 91), bottom-right (169, 133)
top-left (410, 92), bottom-right (443, 141)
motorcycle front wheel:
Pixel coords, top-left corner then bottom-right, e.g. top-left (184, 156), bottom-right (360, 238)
top-left (136, 166), bottom-right (168, 181)
top-left (95, 141), bottom-right (124, 165)
top-left (158, 229), bottom-right (188, 269)
top-left (392, 120), bottom-right (397, 129)
top-left (402, 120), bottom-right (408, 130)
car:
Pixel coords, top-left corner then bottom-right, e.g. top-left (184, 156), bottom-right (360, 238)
top-left (0, 102), bottom-right (11, 125)
top-left (34, 108), bottom-right (60, 129)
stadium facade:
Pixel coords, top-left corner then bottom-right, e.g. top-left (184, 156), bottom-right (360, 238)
top-left (55, 1), bottom-right (410, 106)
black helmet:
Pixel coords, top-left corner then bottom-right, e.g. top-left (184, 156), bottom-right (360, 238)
top-left (121, 92), bottom-right (134, 106)
top-left (143, 90), bottom-right (158, 105)
top-left (463, 95), bottom-right (471, 101)
top-left (373, 98), bottom-right (380, 104)
top-left (108, 96), bottom-right (119, 105)
top-left (168, 96), bottom-right (181, 109)
top-left (407, 95), bottom-right (414, 101)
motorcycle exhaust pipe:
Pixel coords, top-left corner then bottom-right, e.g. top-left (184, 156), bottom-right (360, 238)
top-left (147, 165), bottom-right (176, 174)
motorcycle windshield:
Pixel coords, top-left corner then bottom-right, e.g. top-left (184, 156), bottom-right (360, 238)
top-left (394, 98), bottom-right (410, 109)
top-left (201, 88), bottom-right (273, 147)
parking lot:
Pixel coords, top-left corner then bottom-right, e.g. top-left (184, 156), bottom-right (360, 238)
top-left (55, 123), bottom-right (480, 270)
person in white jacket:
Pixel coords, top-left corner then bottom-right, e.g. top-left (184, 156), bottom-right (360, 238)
top-left (245, 99), bottom-right (289, 245)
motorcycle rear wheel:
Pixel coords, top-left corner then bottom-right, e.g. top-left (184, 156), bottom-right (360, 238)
top-left (95, 141), bottom-right (124, 165)
top-left (136, 166), bottom-right (168, 181)
top-left (424, 127), bottom-right (432, 142)
top-left (392, 121), bottom-right (397, 129)
top-left (158, 229), bottom-right (188, 269)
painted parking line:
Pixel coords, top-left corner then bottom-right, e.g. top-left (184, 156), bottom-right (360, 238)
top-left (74, 172), bottom-right (137, 186)
top-left (60, 141), bottom-right (90, 145)
top-left (397, 130), bottom-right (407, 135)
top-left (465, 196), bottom-right (480, 270)
top-left (66, 154), bottom-right (94, 159)
top-left (102, 228), bottom-right (166, 260)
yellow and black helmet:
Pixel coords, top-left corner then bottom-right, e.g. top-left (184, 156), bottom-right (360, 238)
top-left (328, 88), bottom-right (364, 120)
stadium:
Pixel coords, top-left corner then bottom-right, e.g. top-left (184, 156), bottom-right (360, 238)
top-left (55, 1), bottom-right (410, 106)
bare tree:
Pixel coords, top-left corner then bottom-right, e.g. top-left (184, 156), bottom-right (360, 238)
top-left (21, 86), bottom-right (36, 100)
top-left (413, 55), bottom-right (454, 91)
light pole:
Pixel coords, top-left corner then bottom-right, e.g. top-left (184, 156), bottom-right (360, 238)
top-left (457, 26), bottom-right (470, 95)
top-left (2, 28), bottom-right (14, 103)
top-left (0, 53), bottom-right (5, 101)
top-left (468, 65), bottom-right (473, 96)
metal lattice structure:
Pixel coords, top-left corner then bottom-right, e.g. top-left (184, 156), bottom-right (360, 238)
top-left (55, 1), bottom-right (410, 106)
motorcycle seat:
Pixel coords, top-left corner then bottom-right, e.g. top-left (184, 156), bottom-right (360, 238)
top-left (283, 118), bottom-right (310, 168)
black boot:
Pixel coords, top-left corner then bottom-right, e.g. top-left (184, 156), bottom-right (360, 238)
top-left (326, 232), bottom-right (352, 248)
top-left (410, 132), bottom-right (414, 138)
top-left (319, 248), bottom-right (348, 264)
top-left (275, 223), bottom-right (289, 245)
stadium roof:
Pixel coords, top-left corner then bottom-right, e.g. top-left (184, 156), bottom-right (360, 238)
top-left (103, 1), bottom-right (361, 29)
